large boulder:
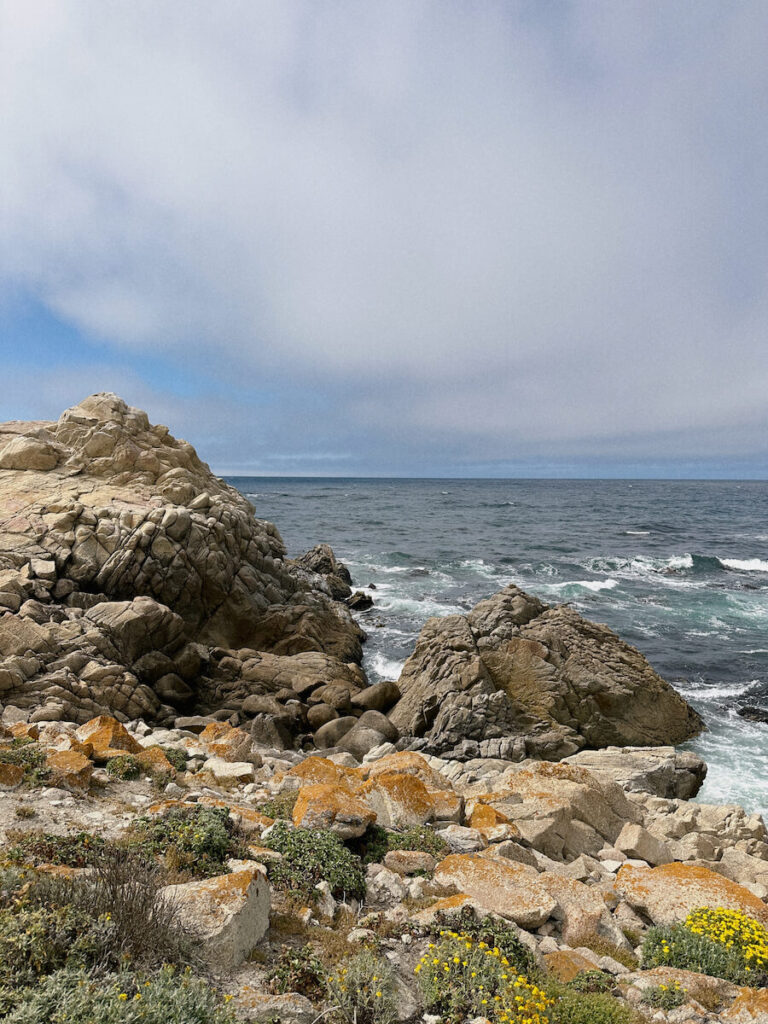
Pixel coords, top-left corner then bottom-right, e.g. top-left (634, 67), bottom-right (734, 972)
top-left (0, 394), bottom-right (364, 723)
top-left (615, 863), bottom-right (768, 927)
top-left (389, 584), bottom-right (703, 759)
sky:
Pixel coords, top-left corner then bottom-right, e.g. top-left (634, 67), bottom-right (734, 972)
top-left (1, 0), bottom-right (767, 478)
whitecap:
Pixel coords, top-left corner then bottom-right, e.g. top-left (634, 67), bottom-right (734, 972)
top-left (720, 558), bottom-right (768, 572)
top-left (680, 678), bottom-right (761, 701)
top-left (367, 652), bottom-right (405, 681)
top-left (551, 579), bottom-right (619, 593)
top-left (624, 530), bottom-right (650, 536)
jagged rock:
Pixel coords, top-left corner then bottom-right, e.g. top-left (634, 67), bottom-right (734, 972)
top-left (0, 394), bottom-right (364, 723)
top-left (389, 584), bottom-right (703, 759)
top-left (293, 543), bottom-right (353, 600)
top-left (292, 782), bottom-right (376, 838)
top-left (347, 590), bottom-right (374, 611)
top-left (564, 746), bottom-right (707, 799)
top-left (45, 750), bottom-right (93, 794)
top-left (615, 822), bottom-right (672, 866)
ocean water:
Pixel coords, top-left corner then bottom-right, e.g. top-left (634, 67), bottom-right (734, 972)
top-left (228, 478), bottom-right (768, 816)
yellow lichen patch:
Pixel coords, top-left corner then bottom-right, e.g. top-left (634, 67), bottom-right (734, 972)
top-left (292, 782), bottom-right (376, 837)
top-left (75, 715), bottom-right (142, 756)
top-left (0, 762), bottom-right (24, 788)
top-left (359, 771), bottom-right (436, 827)
top-left (45, 749), bottom-right (93, 793)
top-left (434, 853), bottom-right (557, 929)
top-left (198, 796), bottom-right (274, 834)
top-left (470, 804), bottom-right (511, 829)
top-left (360, 751), bottom-right (452, 790)
top-left (544, 949), bottom-right (599, 982)
top-left (136, 746), bottom-right (175, 775)
top-left (722, 986), bottom-right (768, 1021)
top-left (285, 755), bottom-right (361, 790)
top-left (10, 722), bottom-right (39, 740)
top-left (198, 722), bottom-right (233, 744)
top-left (616, 864), bottom-right (768, 927)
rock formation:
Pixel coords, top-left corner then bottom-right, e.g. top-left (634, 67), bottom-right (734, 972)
top-left (0, 393), bottom-right (364, 726)
top-left (389, 584), bottom-right (704, 760)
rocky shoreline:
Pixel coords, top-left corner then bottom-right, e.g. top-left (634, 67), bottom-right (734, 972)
top-left (1, 394), bottom-right (767, 1023)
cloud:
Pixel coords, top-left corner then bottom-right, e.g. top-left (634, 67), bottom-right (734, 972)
top-left (1, 0), bottom-right (767, 473)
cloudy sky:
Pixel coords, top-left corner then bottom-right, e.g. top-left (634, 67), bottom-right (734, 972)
top-left (1, 1), bottom-right (767, 477)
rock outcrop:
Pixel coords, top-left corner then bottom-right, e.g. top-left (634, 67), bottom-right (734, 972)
top-left (0, 394), bottom-right (364, 725)
top-left (389, 584), bottom-right (704, 760)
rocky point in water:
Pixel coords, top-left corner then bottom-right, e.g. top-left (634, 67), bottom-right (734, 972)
top-left (5, 395), bottom-right (768, 1024)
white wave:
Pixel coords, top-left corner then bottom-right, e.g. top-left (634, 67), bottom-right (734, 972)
top-left (376, 596), bottom-right (465, 617)
top-left (551, 579), bottom-right (619, 593)
top-left (367, 652), bottom-right (405, 681)
top-left (681, 678), bottom-right (762, 701)
top-left (742, 649), bottom-right (768, 654)
top-left (624, 530), bottom-right (650, 535)
top-left (720, 558), bottom-right (768, 572)
top-left (667, 554), bottom-right (694, 569)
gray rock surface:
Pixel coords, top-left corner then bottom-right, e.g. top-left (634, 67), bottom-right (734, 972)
top-left (0, 394), bottom-right (364, 725)
top-left (389, 584), bottom-right (704, 760)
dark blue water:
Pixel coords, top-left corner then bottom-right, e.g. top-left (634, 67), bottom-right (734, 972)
top-left (228, 478), bottom-right (768, 813)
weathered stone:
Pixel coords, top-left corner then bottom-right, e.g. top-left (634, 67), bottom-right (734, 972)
top-left (234, 988), bottom-right (315, 1024)
top-left (434, 853), bottom-right (557, 929)
top-left (75, 716), bottom-right (142, 755)
top-left (162, 864), bottom-right (270, 966)
top-left (565, 746), bottom-right (707, 800)
top-left (359, 772), bottom-right (441, 828)
top-left (45, 750), bottom-right (93, 794)
top-left (0, 762), bottom-right (24, 789)
top-left (292, 782), bottom-right (376, 839)
top-left (350, 680), bottom-right (401, 713)
top-left (384, 850), bottom-right (436, 875)
top-left (339, 725), bottom-right (390, 761)
top-left (615, 822), bottom-right (672, 866)
top-left (389, 584), bottom-right (703, 758)
top-left (615, 862), bottom-right (768, 927)
top-left (314, 716), bottom-right (357, 748)
top-left (202, 757), bottom-right (256, 784)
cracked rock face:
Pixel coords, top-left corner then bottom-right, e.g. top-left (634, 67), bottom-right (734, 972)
top-left (388, 584), bottom-right (704, 760)
top-left (0, 393), bottom-right (364, 725)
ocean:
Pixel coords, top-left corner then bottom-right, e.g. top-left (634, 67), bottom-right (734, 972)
top-left (228, 477), bottom-right (768, 816)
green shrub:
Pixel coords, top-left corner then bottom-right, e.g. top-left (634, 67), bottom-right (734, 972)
top-left (0, 741), bottom-right (50, 786)
top-left (0, 900), bottom-right (115, 990)
top-left (267, 943), bottom-right (326, 999)
top-left (430, 905), bottom-right (537, 978)
top-left (548, 988), bottom-right (635, 1024)
top-left (567, 969), bottom-right (613, 994)
top-left (257, 791), bottom-right (298, 820)
top-left (0, 966), bottom-right (239, 1023)
top-left (328, 949), bottom-right (397, 1024)
top-left (129, 805), bottom-right (243, 877)
top-left (415, 928), bottom-right (552, 1024)
top-left (641, 981), bottom-right (686, 1009)
top-left (106, 754), bottom-right (141, 780)
top-left (263, 821), bottom-right (366, 901)
top-left (641, 922), bottom-right (756, 985)
top-left (156, 746), bottom-right (188, 772)
top-left (5, 830), bottom-right (105, 868)
top-left (354, 824), bottom-right (448, 865)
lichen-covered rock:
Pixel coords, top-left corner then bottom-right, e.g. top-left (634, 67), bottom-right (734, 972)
top-left (389, 584), bottom-right (703, 759)
top-left (615, 862), bottom-right (768, 927)
top-left (434, 852), bottom-right (557, 928)
top-left (292, 782), bottom-right (376, 838)
top-left (162, 863), bottom-right (270, 966)
top-left (564, 745), bottom-right (708, 799)
top-left (45, 749), bottom-right (93, 793)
